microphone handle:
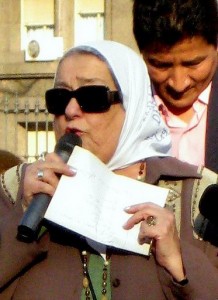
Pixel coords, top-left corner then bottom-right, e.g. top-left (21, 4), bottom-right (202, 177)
top-left (17, 193), bottom-right (51, 243)
top-left (16, 132), bottom-right (82, 243)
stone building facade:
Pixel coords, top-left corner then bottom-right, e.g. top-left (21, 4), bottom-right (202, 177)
top-left (0, 0), bottom-right (137, 160)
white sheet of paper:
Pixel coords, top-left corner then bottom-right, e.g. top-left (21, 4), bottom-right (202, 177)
top-left (44, 146), bottom-right (169, 256)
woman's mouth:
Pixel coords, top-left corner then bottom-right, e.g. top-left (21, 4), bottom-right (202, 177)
top-left (65, 127), bottom-right (83, 136)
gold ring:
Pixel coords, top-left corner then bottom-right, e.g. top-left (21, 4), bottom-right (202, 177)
top-left (146, 215), bottom-right (157, 226)
top-left (37, 169), bottom-right (44, 180)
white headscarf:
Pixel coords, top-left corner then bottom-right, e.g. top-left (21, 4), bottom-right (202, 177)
top-left (66, 40), bottom-right (171, 170)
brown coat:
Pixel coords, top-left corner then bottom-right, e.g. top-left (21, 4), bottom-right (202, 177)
top-left (0, 157), bottom-right (218, 299)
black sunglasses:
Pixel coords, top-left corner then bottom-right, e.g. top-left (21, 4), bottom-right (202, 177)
top-left (45, 85), bottom-right (122, 114)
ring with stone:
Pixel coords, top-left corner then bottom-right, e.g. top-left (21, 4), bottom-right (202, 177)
top-left (37, 169), bottom-right (44, 180)
top-left (38, 151), bottom-right (47, 161)
top-left (146, 215), bottom-right (157, 226)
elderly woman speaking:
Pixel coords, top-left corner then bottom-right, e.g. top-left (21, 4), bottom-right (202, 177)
top-left (0, 40), bottom-right (217, 300)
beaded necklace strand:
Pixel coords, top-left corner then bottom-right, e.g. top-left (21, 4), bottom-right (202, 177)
top-left (81, 161), bottom-right (146, 300)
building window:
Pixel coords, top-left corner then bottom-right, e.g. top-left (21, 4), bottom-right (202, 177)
top-left (21, 0), bottom-right (63, 61)
top-left (27, 129), bottom-right (55, 162)
top-left (74, 0), bottom-right (104, 45)
top-left (21, 0), bottom-right (54, 50)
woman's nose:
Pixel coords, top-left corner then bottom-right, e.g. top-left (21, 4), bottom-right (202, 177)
top-left (64, 98), bottom-right (82, 119)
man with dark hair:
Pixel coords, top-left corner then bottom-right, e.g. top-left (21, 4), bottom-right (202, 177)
top-left (133, 0), bottom-right (218, 172)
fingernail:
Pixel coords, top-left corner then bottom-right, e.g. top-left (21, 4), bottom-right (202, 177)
top-left (124, 206), bottom-right (131, 211)
top-left (122, 222), bottom-right (128, 228)
top-left (69, 166), bottom-right (77, 174)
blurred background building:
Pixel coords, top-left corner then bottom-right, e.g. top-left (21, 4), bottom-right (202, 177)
top-left (0, 0), bottom-right (137, 161)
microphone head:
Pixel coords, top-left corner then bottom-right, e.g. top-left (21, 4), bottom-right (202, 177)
top-left (199, 184), bottom-right (218, 226)
top-left (54, 132), bottom-right (82, 163)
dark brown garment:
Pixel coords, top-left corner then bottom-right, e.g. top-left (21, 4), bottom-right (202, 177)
top-left (205, 67), bottom-right (218, 172)
top-left (0, 157), bottom-right (218, 299)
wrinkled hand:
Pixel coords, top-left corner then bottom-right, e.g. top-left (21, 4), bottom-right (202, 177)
top-left (23, 152), bottom-right (75, 208)
top-left (123, 202), bottom-right (185, 281)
